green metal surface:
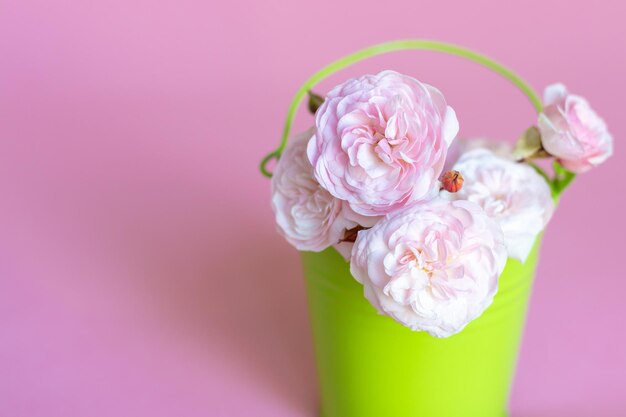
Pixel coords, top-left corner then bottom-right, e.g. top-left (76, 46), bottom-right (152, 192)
top-left (301, 239), bottom-right (540, 417)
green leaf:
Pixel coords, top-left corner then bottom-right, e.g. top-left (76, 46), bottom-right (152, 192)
top-left (551, 161), bottom-right (576, 198)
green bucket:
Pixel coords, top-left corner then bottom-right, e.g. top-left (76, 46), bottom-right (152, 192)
top-left (260, 39), bottom-right (564, 417)
top-left (301, 239), bottom-right (539, 417)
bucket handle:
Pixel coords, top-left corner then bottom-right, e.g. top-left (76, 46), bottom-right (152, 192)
top-left (259, 40), bottom-right (544, 178)
top-left (259, 40), bottom-right (575, 199)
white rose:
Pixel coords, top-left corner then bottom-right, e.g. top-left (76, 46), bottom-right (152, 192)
top-left (350, 198), bottom-right (507, 338)
top-left (444, 148), bottom-right (554, 262)
top-left (271, 128), bottom-right (374, 252)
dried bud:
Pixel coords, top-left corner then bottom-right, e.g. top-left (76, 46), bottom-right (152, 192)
top-left (441, 170), bottom-right (464, 193)
top-left (307, 91), bottom-right (324, 114)
top-left (339, 225), bottom-right (364, 243)
top-left (513, 126), bottom-right (550, 161)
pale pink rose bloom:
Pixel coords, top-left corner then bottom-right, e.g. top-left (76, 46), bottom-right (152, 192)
top-left (444, 149), bottom-right (554, 262)
top-left (538, 83), bottom-right (613, 173)
top-left (350, 198), bottom-right (507, 338)
top-left (308, 70), bottom-right (459, 216)
top-left (272, 129), bottom-right (376, 252)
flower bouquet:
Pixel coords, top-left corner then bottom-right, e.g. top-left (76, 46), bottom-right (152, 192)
top-left (260, 40), bottom-right (612, 417)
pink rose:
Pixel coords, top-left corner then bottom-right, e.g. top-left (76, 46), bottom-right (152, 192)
top-left (308, 70), bottom-right (459, 216)
top-left (538, 83), bottom-right (613, 173)
top-left (272, 129), bottom-right (376, 252)
top-left (350, 198), bottom-right (507, 337)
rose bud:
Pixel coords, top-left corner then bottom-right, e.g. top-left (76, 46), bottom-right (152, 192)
top-left (440, 170), bottom-right (464, 193)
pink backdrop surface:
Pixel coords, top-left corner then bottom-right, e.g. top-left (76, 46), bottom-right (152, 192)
top-left (1, 0), bottom-right (625, 416)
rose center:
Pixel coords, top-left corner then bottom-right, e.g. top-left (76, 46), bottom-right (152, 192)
top-left (484, 194), bottom-right (508, 215)
top-left (373, 131), bottom-right (410, 165)
top-left (399, 248), bottom-right (434, 275)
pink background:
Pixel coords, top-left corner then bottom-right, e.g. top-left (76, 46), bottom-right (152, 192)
top-left (1, 0), bottom-right (625, 416)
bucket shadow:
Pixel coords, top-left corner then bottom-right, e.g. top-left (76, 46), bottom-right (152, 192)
top-left (137, 220), bottom-right (319, 415)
